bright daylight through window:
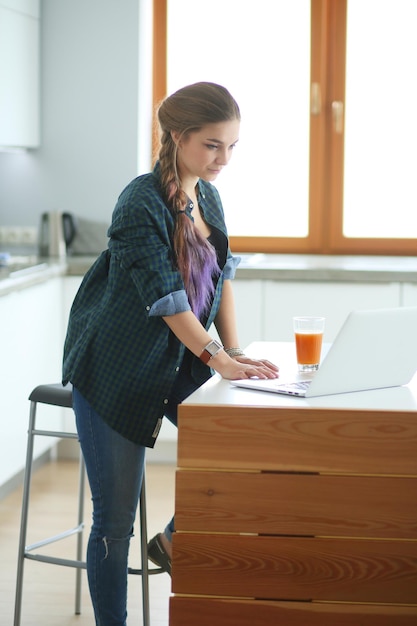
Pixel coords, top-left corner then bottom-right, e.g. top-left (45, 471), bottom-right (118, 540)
top-left (167, 0), bottom-right (311, 239)
top-left (344, 0), bottom-right (417, 238)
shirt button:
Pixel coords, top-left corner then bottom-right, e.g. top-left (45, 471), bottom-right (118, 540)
top-left (163, 398), bottom-right (168, 405)
top-left (189, 202), bottom-right (194, 208)
top-left (146, 305), bottom-right (150, 311)
top-left (175, 366), bottom-right (180, 372)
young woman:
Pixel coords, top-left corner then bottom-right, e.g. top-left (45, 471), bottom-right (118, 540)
top-left (63, 82), bottom-right (278, 626)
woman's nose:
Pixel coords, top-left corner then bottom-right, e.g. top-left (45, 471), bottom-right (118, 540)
top-left (215, 149), bottom-right (229, 165)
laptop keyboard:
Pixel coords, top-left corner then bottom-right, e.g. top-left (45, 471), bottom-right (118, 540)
top-left (286, 380), bottom-right (312, 390)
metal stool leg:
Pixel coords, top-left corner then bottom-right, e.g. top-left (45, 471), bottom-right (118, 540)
top-left (13, 400), bottom-right (37, 626)
top-left (128, 466), bottom-right (163, 625)
top-left (140, 471), bottom-right (150, 626)
top-left (75, 453), bottom-right (86, 615)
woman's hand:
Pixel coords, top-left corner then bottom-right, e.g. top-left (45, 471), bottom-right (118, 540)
top-left (162, 310), bottom-right (279, 380)
top-left (212, 353), bottom-right (279, 381)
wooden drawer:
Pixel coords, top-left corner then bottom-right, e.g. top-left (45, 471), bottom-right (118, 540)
top-left (175, 471), bottom-right (417, 538)
top-left (170, 597), bottom-right (417, 626)
top-left (177, 405), bottom-right (417, 474)
top-left (172, 533), bottom-right (417, 604)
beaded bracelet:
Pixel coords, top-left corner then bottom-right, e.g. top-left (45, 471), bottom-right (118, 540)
top-left (225, 347), bottom-right (245, 358)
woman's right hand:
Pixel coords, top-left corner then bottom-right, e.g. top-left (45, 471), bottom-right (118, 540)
top-left (212, 351), bottom-right (279, 381)
top-left (162, 311), bottom-right (279, 380)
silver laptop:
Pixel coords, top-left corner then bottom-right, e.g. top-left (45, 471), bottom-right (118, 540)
top-left (231, 306), bottom-right (417, 397)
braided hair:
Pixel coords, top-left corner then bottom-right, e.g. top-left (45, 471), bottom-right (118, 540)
top-left (156, 82), bottom-right (240, 319)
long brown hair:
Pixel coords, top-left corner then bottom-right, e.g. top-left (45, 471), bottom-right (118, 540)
top-left (156, 82), bottom-right (240, 318)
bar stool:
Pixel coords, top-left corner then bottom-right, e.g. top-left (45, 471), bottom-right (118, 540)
top-left (14, 383), bottom-right (162, 626)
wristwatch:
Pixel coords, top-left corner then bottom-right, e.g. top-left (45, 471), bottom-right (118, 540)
top-left (200, 339), bottom-right (224, 364)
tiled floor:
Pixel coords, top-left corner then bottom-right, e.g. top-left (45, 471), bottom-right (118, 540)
top-left (0, 460), bottom-right (175, 625)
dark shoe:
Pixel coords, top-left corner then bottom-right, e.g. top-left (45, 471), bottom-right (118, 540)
top-left (147, 533), bottom-right (172, 576)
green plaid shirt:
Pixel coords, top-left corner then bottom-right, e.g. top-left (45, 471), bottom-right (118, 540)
top-left (63, 163), bottom-right (239, 447)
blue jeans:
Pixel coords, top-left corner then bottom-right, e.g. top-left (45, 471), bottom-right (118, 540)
top-left (74, 388), bottom-right (146, 625)
top-left (72, 368), bottom-right (197, 624)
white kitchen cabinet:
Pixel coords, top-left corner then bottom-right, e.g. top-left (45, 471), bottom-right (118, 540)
top-left (232, 278), bottom-right (263, 349)
top-left (402, 283), bottom-right (417, 307)
top-left (0, 277), bottom-right (63, 493)
top-left (263, 280), bottom-right (401, 342)
top-left (63, 275), bottom-right (83, 330)
top-left (0, 0), bottom-right (40, 147)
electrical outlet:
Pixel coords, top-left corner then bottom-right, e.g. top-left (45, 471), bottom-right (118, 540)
top-left (0, 227), bottom-right (20, 244)
top-left (0, 227), bottom-right (9, 243)
top-left (8, 229), bottom-right (20, 244)
top-left (0, 226), bottom-right (38, 245)
top-left (21, 227), bottom-right (38, 245)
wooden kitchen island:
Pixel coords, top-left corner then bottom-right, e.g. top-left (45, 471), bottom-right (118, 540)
top-left (169, 343), bottom-right (417, 626)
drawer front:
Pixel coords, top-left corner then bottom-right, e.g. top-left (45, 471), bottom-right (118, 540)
top-left (175, 471), bottom-right (417, 538)
top-left (178, 405), bottom-right (417, 475)
top-left (172, 533), bottom-right (417, 604)
top-left (170, 597), bottom-right (417, 626)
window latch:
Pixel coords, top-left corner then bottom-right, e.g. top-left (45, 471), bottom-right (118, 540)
top-left (332, 101), bottom-right (344, 134)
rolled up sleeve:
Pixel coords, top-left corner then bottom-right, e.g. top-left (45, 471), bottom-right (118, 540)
top-left (223, 255), bottom-right (241, 280)
top-left (148, 289), bottom-right (191, 316)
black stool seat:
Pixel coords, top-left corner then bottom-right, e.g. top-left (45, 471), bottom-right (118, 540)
top-left (29, 383), bottom-right (73, 407)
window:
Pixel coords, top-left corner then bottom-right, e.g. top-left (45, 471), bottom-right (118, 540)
top-left (343, 0), bottom-right (417, 241)
top-left (154, 0), bottom-right (417, 255)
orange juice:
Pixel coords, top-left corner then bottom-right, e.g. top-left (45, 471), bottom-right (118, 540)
top-left (295, 331), bottom-right (323, 365)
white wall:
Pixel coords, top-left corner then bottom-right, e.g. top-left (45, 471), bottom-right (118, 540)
top-left (0, 0), bottom-right (152, 228)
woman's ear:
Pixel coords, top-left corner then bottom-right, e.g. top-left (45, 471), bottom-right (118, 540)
top-left (171, 130), bottom-right (181, 146)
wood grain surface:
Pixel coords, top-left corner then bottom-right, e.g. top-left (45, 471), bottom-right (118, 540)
top-left (172, 533), bottom-right (417, 604)
top-left (175, 470), bottom-right (417, 538)
top-left (170, 597), bottom-right (417, 626)
top-left (178, 405), bottom-right (417, 474)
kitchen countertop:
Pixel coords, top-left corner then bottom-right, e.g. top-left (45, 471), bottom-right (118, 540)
top-left (236, 253), bottom-right (417, 282)
top-left (1, 253), bottom-right (417, 298)
top-left (0, 258), bottom-right (66, 297)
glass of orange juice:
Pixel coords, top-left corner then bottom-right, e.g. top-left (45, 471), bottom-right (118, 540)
top-left (293, 316), bottom-right (325, 372)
